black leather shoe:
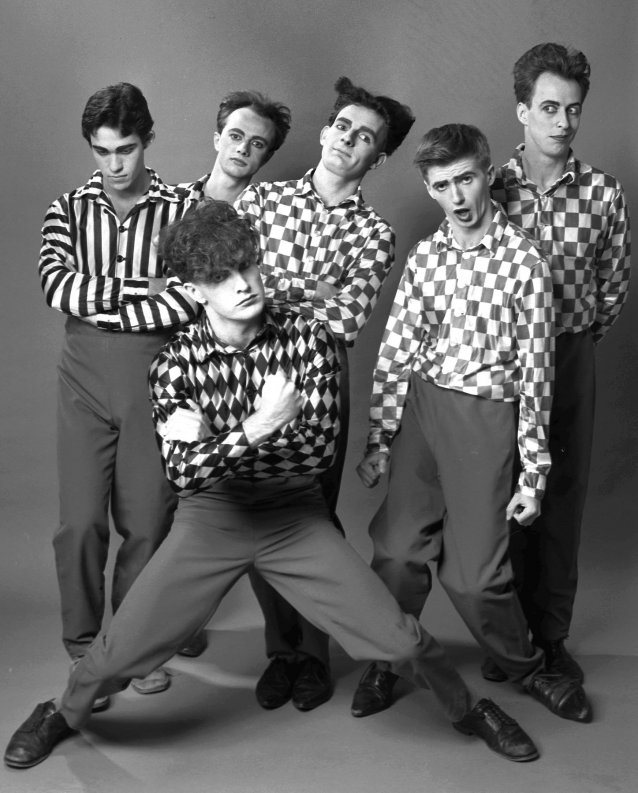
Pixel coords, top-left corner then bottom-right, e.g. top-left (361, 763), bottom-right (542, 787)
top-left (4, 701), bottom-right (75, 769)
top-left (351, 662), bottom-right (398, 718)
top-left (538, 639), bottom-right (584, 683)
top-left (480, 656), bottom-right (508, 683)
top-left (177, 631), bottom-right (209, 658)
top-left (255, 657), bottom-right (301, 710)
top-left (526, 672), bottom-right (592, 722)
top-left (292, 657), bottom-right (333, 711)
top-left (453, 698), bottom-right (539, 762)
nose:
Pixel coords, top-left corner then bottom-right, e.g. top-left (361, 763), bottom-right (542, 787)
top-left (555, 108), bottom-right (570, 128)
top-left (109, 154), bottom-right (123, 173)
top-left (235, 270), bottom-right (251, 290)
top-left (236, 137), bottom-right (250, 156)
top-left (340, 128), bottom-right (355, 147)
top-left (451, 183), bottom-right (464, 203)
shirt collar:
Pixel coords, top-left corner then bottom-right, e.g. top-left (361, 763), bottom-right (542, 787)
top-left (295, 168), bottom-right (366, 210)
top-left (503, 143), bottom-right (579, 190)
top-left (190, 309), bottom-right (280, 362)
top-left (433, 202), bottom-right (509, 256)
top-left (74, 168), bottom-right (182, 204)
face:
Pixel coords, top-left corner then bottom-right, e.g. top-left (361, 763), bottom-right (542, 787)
top-left (517, 72), bottom-right (583, 161)
top-left (214, 107), bottom-right (276, 180)
top-left (425, 156), bottom-right (495, 241)
top-left (191, 253), bottom-right (265, 334)
top-left (319, 104), bottom-right (387, 181)
top-left (90, 126), bottom-right (149, 195)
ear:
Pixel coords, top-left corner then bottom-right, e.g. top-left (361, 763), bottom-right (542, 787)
top-left (319, 125), bottom-right (330, 146)
top-left (143, 130), bottom-right (155, 149)
top-left (370, 152), bottom-right (387, 170)
top-left (486, 163), bottom-right (495, 186)
top-left (183, 282), bottom-right (207, 304)
top-left (423, 177), bottom-right (435, 200)
top-left (213, 130), bottom-right (221, 153)
top-left (516, 102), bottom-right (529, 126)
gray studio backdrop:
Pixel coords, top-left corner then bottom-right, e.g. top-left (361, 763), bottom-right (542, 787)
top-left (1, 0), bottom-right (636, 656)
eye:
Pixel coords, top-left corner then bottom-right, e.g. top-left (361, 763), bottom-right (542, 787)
top-left (252, 140), bottom-right (265, 149)
top-left (542, 105), bottom-right (557, 114)
top-left (211, 271), bottom-right (229, 283)
top-left (567, 106), bottom-right (581, 116)
top-left (229, 132), bottom-right (241, 141)
top-left (358, 133), bottom-right (371, 144)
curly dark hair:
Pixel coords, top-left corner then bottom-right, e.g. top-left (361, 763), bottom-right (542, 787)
top-left (328, 76), bottom-right (415, 156)
top-left (414, 124), bottom-right (492, 180)
top-left (514, 43), bottom-right (591, 105)
top-left (159, 199), bottom-right (259, 284)
top-left (81, 82), bottom-right (154, 144)
top-left (216, 90), bottom-right (291, 153)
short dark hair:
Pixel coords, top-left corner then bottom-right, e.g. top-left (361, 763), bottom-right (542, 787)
top-left (414, 124), bottom-right (492, 180)
top-left (81, 82), bottom-right (154, 144)
top-left (514, 42), bottom-right (591, 106)
top-left (216, 90), bottom-right (291, 153)
top-left (159, 199), bottom-right (259, 284)
top-left (328, 76), bottom-right (415, 156)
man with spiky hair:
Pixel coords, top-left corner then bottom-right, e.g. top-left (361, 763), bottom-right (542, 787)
top-left (488, 43), bottom-right (631, 684)
top-left (236, 76), bottom-right (415, 713)
top-left (39, 83), bottom-right (201, 707)
top-left (4, 200), bottom-right (542, 770)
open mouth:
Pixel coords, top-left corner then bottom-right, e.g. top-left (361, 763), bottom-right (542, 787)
top-left (455, 208), bottom-right (471, 222)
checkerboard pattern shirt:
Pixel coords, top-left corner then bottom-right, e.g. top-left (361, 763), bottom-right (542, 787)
top-left (492, 146), bottom-right (631, 342)
top-left (149, 308), bottom-right (341, 496)
top-left (369, 207), bottom-right (555, 500)
top-left (235, 170), bottom-right (395, 345)
top-left (39, 169), bottom-right (201, 331)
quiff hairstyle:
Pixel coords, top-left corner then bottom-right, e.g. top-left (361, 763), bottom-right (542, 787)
top-left (328, 76), bottom-right (415, 156)
top-left (414, 123), bottom-right (492, 180)
top-left (513, 42), bottom-right (591, 106)
top-left (81, 82), bottom-right (154, 145)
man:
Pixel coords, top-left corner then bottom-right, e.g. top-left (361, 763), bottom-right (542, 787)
top-left (175, 88), bottom-right (291, 659)
top-left (5, 200), bottom-right (542, 768)
top-left (40, 83), bottom-right (201, 706)
top-left (236, 76), bottom-right (415, 712)
top-left (350, 124), bottom-right (592, 727)
top-left (488, 42), bottom-right (631, 682)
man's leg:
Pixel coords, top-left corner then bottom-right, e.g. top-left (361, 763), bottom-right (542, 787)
top-left (510, 331), bottom-right (595, 678)
top-left (54, 322), bottom-right (117, 660)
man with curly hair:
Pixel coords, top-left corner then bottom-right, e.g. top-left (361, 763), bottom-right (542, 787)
top-left (5, 200), bottom-right (542, 768)
top-left (236, 76), bottom-right (416, 713)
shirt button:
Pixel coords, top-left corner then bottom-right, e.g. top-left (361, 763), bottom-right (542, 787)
top-left (119, 225), bottom-right (126, 233)
top-left (116, 255), bottom-right (124, 262)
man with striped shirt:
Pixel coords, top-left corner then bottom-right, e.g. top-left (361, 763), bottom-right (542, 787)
top-left (487, 43), bottom-right (631, 683)
top-left (350, 124), bottom-right (592, 726)
top-left (40, 83), bottom-right (200, 704)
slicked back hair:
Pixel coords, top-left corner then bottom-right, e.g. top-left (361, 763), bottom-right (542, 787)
top-left (514, 42), bottom-right (591, 106)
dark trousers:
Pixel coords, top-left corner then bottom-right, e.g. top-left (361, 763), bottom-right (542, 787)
top-left (59, 478), bottom-right (472, 729)
top-left (369, 375), bottom-right (543, 684)
top-left (510, 330), bottom-right (595, 642)
top-left (249, 341), bottom-right (350, 666)
top-left (54, 317), bottom-right (178, 658)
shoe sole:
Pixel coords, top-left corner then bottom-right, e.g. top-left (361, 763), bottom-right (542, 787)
top-left (5, 753), bottom-right (53, 769)
top-left (131, 679), bottom-right (171, 695)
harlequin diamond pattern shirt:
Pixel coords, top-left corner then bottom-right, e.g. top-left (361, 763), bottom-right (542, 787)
top-left (149, 308), bottom-right (341, 496)
top-left (235, 170), bottom-right (395, 345)
top-left (492, 146), bottom-right (631, 342)
top-left (368, 207), bottom-right (555, 500)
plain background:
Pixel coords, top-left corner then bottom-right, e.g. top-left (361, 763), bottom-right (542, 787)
top-left (1, 0), bottom-right (637, 672)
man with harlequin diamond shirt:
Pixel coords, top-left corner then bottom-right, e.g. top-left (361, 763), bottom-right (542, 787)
top-left (5, 199), bottom-right (548, 768)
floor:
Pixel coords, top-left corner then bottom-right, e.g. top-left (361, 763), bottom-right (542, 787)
top-left (1, 582), bottom-right (637, 793)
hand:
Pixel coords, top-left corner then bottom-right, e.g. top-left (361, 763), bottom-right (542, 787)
top-left (148, 277), bottom-right (168, 296)
top-left (356, 451), bottom-right (389, 488)
top-left (159, 406), bottom-right (209, 442)
top-left (258, 372), bottom-right (302, 427)
top-left (314, 281), bottom-right (339, 299)
top-left (506, 493), bottom-right (540, 526)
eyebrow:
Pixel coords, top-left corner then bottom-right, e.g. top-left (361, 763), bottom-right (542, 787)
top-left (226, 126), bottom-right (270, 143)
top-left (335, 115), bottom-right (379, 140)
top-left (91, 143), bottom-right (137, 153)
top-left (431, 170), bottom-right (476, 188)
top-left (539, 99), bottom-right (582, 108)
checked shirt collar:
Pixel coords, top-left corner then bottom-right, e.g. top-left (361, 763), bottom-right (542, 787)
top-left (502, 144), bottom-right (578, 194)
top-left (188, 309), bottom-right (280, 363)
top-left (73, 168), bottom-right (182, 204)
top-left (433, 202), bottom-right (512, 257)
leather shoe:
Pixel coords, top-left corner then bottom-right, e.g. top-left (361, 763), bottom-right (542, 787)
top-left (538, 639), bottom-right (584, 683)
top-left (131, 667), bottom-right (171, 695)
top-left (255, 657), bottom-right (301, 709)
top-left (177, 631), bottom-right (209, 658)
top-left (351, 662), bottom-right (398, 718)
top-left (480, 657), bottom-right (508, 683)
top-left (525, 672), bottom-right (592, 722)
top-left (292, 657), bottom-right (333, 711)
top-left (4, 701), bottom-right (75, 769)
top-left (453, 698), bottom-right (539, 762)
top-left (92, 695), bottom-right (110, 713)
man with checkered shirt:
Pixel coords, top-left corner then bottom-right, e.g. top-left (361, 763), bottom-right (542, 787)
top-left (486, 43), bottom-right (631, 685)
top-left (350, 124), bottom-right (593, 726)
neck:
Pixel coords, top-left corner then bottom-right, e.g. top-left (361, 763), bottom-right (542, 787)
top-left (205, 309), bottom-right (263, 349)
top-left (205, 164), bottom-right (251, 204)
top-left (104, 169), bottom-right (150, 219)
top-left (312, 162), bottom-right (361, 207)
top-left (521, 145), bottom-right (568, 192)
top-left (449, 207), bottom-right (495, 252)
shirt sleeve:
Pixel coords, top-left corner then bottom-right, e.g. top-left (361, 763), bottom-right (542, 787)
top-left (38, 196), bottom-right (143, 316)
top-left (514, 259), bottom-right (555, 500)
top-left (591, 187), bottom-right (631, 343)
top-left (367, 251), bottom-right (425, 456)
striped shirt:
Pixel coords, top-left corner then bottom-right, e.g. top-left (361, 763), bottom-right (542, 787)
top-left (235, 170), bottom-right (395, 345)
top-left (368, 207), bottom-right (555, 500)
top-left (38, 169), bottom-right (201, 332)
top-left (149, 308), bottom-right (341, 496)
top-left (492, 146), bottom-right (631, 342)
